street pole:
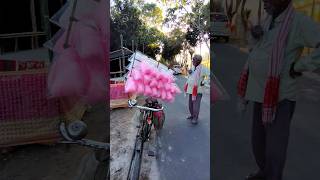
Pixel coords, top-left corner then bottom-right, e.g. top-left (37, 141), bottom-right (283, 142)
top-left (120, 34), bottom-right (124, 77)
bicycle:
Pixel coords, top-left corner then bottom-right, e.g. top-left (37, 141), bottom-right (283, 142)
top-left (127, 97), bottom-right (165, 180)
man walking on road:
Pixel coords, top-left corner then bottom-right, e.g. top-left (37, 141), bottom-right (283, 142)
top-left (237, 0), bottom-right (320, 180)
top-left (184, 55), bottom-right (208, 125)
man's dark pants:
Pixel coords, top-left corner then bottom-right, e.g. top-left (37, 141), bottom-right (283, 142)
top-left (188, 94), bottom-right (202, 120)
top-left (252, 100), bottom-right (296, 180)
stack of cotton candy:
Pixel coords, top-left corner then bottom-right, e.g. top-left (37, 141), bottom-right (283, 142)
top-left (125, 62), bottom-right (181, 102)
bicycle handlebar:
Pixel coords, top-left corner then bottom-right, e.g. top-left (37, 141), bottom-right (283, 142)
top-left (128, 99), bottom-right (164, 112)
top-left (134, 105), bottom-right (164, 112)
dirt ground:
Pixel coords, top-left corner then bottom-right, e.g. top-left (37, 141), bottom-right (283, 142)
top-left (0, 103), bottom-right (108, 180)
top-left (110, 107), bottom-right (138, 180)
top-left (110, 98), bottom-right (158, 180)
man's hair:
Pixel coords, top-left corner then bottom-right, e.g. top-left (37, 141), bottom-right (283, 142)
top-left (193, 54), bottom-right (202, 62)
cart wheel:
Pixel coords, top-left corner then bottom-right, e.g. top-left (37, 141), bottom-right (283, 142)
top-left (67, 120), bottom-right (88, 140)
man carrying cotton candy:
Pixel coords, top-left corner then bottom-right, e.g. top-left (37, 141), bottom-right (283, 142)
top-left (184, 54), bottom-right (208, 125)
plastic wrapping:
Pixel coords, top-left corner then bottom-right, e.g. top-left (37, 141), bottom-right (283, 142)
top-left (46, 0), bottom-right (107, 104)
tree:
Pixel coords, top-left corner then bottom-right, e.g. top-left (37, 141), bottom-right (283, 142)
top-left (140, 3), bottom-right (163, 27)
top-left (111, 0), bottom-right (142, 51)
top-left (111, 0), bottom-right (164, 58)
top-left (161, 29), bottom-right (185, 62)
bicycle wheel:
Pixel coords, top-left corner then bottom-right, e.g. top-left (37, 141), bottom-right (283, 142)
top-left (142, 122), bottom-right (152, 142)
top-left (140, 111), bottom-right (152, 142)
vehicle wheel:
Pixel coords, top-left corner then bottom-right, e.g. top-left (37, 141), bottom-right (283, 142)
top-left (67, 120), bottom-right (88, 140)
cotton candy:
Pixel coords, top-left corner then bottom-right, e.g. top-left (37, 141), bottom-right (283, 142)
top-left (157, 82), bottom-right (163, 90)
top-left (125, 78), bottom-right (137, 93)
top-left (164, 83), bottom-right (171, 91)
top-left (132, 69), bottom-right (142, 81)
top-left (149, 79), bottom-right (158, 88)
top-left (144, 85), bottom-right (153, 96)
top-left (48, 48), bottom-right (87, 98)
top-left (151, 87), bottom-right (158, 97)
top-left (46, 0), bottom-right (108, 105)
top-left (160, 91), bottom-right (166, 100)
top-left (144, 74), bottom-right (152, 85)
top-left (166, 92), bottom-right (173, 101)
top-left (136, 82), bottom-right (145, 94)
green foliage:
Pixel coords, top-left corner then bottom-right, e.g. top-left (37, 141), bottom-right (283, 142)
top-left (186, 0), bottom-right (210, 46)
top-left (161, 28), bottom-right (185, 62)
top-left (140, 3), bottom-right (163, 26)
top-left (111, 0), bottom-right (209, 65)
top-left (111, 0), bottom-right (163, 57)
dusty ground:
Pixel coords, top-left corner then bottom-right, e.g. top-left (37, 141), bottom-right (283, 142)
top-left (110, 107), bottom-right (138, 180)
top-left (110, 98), bottom-right (159, 180)
top-left (0, 103), bottom-right (108, 180)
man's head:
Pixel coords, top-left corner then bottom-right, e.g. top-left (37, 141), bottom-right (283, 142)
top-left (192, 54), bottom-right (202, 67)
top-left (263, 0), bottom-right (291, 16)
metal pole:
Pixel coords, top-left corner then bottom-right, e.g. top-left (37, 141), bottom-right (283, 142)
top-left (30, 0), bottom-right (38, 49)
top-left (120, 34), bottom-right (124, 77)
top-left (41, 0), bottom-right (53, 63)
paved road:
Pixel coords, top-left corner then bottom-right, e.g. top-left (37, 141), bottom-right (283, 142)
top-left (212, 43), bottom-right (320, 180)
top-left (156, 76), bottom-right (210, 180)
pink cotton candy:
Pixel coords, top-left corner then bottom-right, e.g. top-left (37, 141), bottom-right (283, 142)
top-left (156, 73), bottom-right (162, 81)
top-left (156, 89), bottom-right (162, 98)
top-left (74, 23), bottom-right (104, 60)
top-left (151, 87), bottom-right (158, 97)
top-left (48, 48), bottom-right (88, 98)
top-left (162, 75), bottom-right (169, 83)
top-left (149, 79), bottom-right (158, 88)
top-left (157, 82), bottom-right (164, 90)
top-left (144, 85), bottom-right (153, 96)
top-left (164, 83), bottom-right (171, 91)
top-left (161, 91), bottom-right (167, 100)
top-left (136, 82), bottom-right (145, 94)
top-left (166, 92), bottom-right (173, 101)
top-left (149, 67), bottom-right (157, 76)
top-left (144, 74), bottom-right (152, 84)
top-left (125, 78), bottom-right (137, 93)
top-left (132, 69), bottom-right (142, 81)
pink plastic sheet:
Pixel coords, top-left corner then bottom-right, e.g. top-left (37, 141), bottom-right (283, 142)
top-left (46, 0), bottom-right (107, 104)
